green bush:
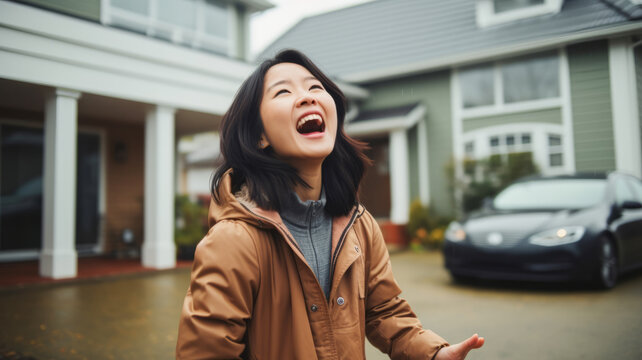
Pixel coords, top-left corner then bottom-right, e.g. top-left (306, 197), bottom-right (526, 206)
top-left (406, 200), bottom-right (452, 251)
top-left (175, 195), bottom-right (208, 247)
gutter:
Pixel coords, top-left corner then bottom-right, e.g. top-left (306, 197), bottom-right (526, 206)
top-left (342, 22), bottom-right (642, 83)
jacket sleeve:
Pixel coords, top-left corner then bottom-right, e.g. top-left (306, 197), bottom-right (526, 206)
top-left (176, 221), bottom-right (260, 360)
top-left (363, 214), bottom-right (449, 360)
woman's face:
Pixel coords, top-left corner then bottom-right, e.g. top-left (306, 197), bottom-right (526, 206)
top-left (259, 62), bottom-right (338, 168)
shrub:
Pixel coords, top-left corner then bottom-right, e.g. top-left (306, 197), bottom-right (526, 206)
top-left (175, 195), bottom-right (208, 248)
top-left (407, 200), bottom-right (451, 250)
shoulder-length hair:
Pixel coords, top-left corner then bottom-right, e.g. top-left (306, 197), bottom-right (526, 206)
top-left (211, 49), bottom-right (369, 216)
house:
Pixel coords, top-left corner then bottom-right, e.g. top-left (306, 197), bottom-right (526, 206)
top-left (0, 0), bottom-right (273, 278)
top-left (259, 0), bottom-right (642, 224)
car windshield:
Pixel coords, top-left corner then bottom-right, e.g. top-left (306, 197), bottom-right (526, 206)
top-left (493, 179), bottom-right (607, 210)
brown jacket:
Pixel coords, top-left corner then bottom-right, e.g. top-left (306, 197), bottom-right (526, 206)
top-left (176, 173), bottom-right (449, 359)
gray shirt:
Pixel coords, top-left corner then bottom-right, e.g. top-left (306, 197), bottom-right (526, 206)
top-left (280, 189), bottom-right (333, 300)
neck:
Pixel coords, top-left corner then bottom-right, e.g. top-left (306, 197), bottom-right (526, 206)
top-left (293, 164), bottom-right (323, 202)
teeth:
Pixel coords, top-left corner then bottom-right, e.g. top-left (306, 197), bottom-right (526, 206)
top-left (297, 114), bottom-right (323, 129)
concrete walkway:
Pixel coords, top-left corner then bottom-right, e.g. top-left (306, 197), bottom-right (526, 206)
top-left (1, 251), bottom-right (641, 359)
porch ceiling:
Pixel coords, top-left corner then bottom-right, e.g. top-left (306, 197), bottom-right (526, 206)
top-left (0, 78), bottom-right (223, 136)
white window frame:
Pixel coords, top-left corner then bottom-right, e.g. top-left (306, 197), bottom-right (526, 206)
top-left (476, 0), bottom-right (563, 28)
top-left (460, 50), bottom-right (562, 118)
top-left (101, 0), bottom-right (235, 56)
top-left (462, 123), bottom-right (567, 176)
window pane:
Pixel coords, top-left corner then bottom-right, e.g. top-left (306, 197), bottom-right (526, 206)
top-left (460, 64), bottom-right (494, 108)
top-left (548, 134), bottom-right (561, 146)
top-left (158, 0), bottom-right (196, 29)
top-left (503, 52), bottom-right (559, 103)
top-left (465, 141), bottom-right (475, 155)
top-left (490, 136), bottom-right (500, 147)
top-left (493, 0), bottom-right (545, 13)
top-left (111, 0), bottom-right (149, 14)
top-left (521, 133), bottom-right (531, 144)
top-left (506, 135), bottom-right (515, 146)
top-left (549, 153), bottom-right (563, 167)
top-left (205, 0), bottom-right (229, 37)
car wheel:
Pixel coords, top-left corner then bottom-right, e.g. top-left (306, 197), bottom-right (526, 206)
top-left (595, 237), bottom-right (617, 289)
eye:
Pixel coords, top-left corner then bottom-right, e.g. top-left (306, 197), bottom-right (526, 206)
top-left (274, 89), bottom-right (290, 97)
top-left (310, 84), bottom-right (324, 90)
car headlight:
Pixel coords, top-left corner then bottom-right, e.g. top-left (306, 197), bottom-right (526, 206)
top-left (528, 226), bottom-right (586, 246)
top-left (445, 221), bottom-right (466, 242)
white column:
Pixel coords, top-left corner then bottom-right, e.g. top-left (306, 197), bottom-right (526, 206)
top-left (389, 129), bottom-right (410, 224)
top-left (609, 38), bottom-right (642, 178)
top-left (417, 119), bottom-right (430, 206)
top-left (40, 88), bottom-right (81, 279)
top-left (142, 105), bottom-right (176, 269)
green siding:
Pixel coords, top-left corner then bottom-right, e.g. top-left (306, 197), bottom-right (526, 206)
top-left (361, 71), bottom-right (454, 217)
top-left (462, 108), bottom-right (562, 133)
top-left (568, 40), bottom-right (616, 172)
top-left (15, 0), bottom-right (100, 21)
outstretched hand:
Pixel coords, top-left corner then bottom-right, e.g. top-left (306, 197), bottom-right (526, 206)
top-left (434, 334), bottom-right (485, 360)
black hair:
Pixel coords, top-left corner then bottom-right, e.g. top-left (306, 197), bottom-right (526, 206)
top-left (211, 49), bottom-right (370, 216)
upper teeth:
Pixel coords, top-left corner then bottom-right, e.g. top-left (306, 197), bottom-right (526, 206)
top-left (297, 114), bottom-right (322, 128)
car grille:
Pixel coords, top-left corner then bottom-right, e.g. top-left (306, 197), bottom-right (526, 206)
top-left (468, 230), bottom-right (527, 248)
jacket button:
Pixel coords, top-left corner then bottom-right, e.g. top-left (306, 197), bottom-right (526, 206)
top-left (310, 304), bottom-right (318, 312)
top-left (337, 297), bottom-right (345, 306)
top-left (354, 246), bottom-right (359, 252)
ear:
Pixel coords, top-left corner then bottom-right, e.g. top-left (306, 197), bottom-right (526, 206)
top-left (259, 134), bottom-right (270, 149)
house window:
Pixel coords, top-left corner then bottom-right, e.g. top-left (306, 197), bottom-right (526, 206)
top-left (548, 134), bottom-right (563, 167)
top-left (493, 0), bottom-right (545, 13)
top-left (459, 51), bottom-right (559, 109)
top-left (502, 52), bottom-right (559, 103)
top-left (460, 64), bottom-right (494, 108)
top-left (477, 0), bottom-right (562, 27)
top-left (105, 0), bottom-right (232, 55)
top-left (465, 141), bottom-right (475, 157)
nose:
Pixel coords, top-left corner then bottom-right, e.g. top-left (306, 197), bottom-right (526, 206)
top-left (296, 93), bottom-right (317, 107)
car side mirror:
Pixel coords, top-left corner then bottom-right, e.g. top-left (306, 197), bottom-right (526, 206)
top-left (621, 200), bottom-right (642, 210)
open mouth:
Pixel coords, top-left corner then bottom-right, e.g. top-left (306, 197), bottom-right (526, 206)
top-left (296, 113), bottom-right (325, 134)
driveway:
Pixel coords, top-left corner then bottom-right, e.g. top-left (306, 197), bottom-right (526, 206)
top-left (1, 251), bottom-right (641, 359)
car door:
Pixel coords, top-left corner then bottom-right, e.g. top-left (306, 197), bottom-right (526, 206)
top-left (612, 176), bottom-right (642, 270)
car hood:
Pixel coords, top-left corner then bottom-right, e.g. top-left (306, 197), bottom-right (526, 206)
top-left (462, 207), bottom-right (601, 246)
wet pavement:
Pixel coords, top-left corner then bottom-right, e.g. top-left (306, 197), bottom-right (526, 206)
top-left (1, 252), bottom-right (641, 359)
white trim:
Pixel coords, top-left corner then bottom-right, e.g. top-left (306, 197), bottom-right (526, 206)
top-left (228, 2), bottom-right (239, 58)
top-left (451, 69), bottom-right (465, 216)
top-left (609, 37), bottom-right (642, 178)
top-left (417, 119), bottom-right (430, 206)
top-left (389, 130), bottom-right (410, 224)
top-left (476, 0), bottom-right (563, 28)
top-left (462, 122), bottom-right (566, 175)
top-left (344, 105), bottom-right (425, 137)
top-left (0, 1), bottom-right (252, 114)
top-left (559, 48), bottom-right (576, 173)
top-left (341, 23), bottom-right (642, 83)
top-left (462, 98), bottom-right (562, 119)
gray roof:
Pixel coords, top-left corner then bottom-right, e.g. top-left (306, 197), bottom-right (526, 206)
top-left (258, 0), bottom-right (642, 82)
top-left (351, 102), bottom-right (419, 123)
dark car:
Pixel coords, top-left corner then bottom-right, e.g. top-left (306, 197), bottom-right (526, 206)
top-left (443, 172), bottom-right (642, 289)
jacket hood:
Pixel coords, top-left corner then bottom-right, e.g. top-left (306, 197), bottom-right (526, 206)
top-left (208, 170), bottom-right (264, 228)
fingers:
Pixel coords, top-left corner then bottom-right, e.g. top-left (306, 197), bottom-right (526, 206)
top-left (466, 333), bottom-right (484, 349)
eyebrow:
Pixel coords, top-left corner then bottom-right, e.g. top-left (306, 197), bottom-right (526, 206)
top-left (266, 76), bottom-right (319, 93)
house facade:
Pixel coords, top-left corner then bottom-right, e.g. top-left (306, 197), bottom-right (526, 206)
top-left (0, 0), bottom-right (272, 278)
top-left (259, 0), bottom-right (642, 223)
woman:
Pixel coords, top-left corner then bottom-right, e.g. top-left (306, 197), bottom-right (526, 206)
top-left (176, 49), bottom-right (484, 359)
